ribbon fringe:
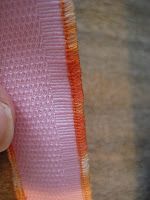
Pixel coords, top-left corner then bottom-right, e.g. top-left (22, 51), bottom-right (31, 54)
top-left (60, 1), bottom-right (92, 199)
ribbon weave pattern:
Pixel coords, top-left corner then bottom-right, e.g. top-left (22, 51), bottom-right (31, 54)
top-left (0, 0), bottom-right (91, 199)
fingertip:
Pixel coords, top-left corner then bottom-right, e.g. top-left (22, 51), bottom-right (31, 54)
top-left (0, 87), bottom-right (15, 152)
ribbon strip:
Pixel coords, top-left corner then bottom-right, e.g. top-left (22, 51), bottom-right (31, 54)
top-left (0, 0), bottom-right (91, 199)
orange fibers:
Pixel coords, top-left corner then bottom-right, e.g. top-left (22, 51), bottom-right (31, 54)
top-left (8, 146), bottom-right (26, 200)
top-left (60, 1), bottom-right (92, 199)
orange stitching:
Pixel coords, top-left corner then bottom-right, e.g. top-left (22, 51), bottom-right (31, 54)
top-left (60, 1), bottom-right (92, 199)
top-left (8, 146), bottom-right (26, 200)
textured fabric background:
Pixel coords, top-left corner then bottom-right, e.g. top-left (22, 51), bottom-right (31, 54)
top-left (0, 0), bottom-right (150, 200)
top-left (73, 0), bottom-right (150, 200)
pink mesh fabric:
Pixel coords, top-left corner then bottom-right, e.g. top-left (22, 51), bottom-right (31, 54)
top-left (0, 0), bottom-right (83, 199)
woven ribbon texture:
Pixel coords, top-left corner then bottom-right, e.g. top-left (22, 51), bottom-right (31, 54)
top-left (0, 0), bottom-right (91, 199)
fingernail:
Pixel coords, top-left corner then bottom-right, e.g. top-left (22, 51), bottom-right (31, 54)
top-left (0, 102), bottom-right (14, 152)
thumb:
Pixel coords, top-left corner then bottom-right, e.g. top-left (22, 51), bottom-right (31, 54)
top-left (0, 86), bottom-right (15, 152)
